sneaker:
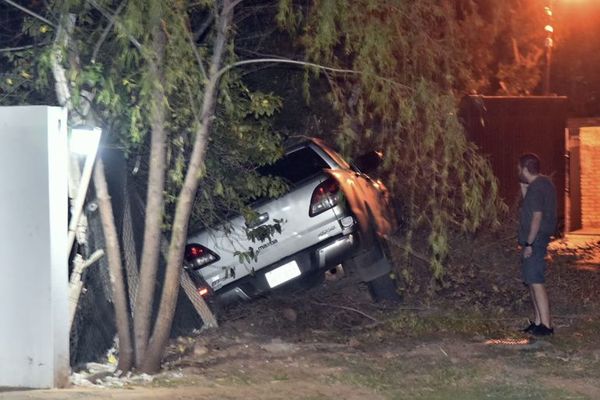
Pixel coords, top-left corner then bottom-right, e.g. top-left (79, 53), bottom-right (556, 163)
top-left (521, 320), bottom-right (539, 333)
top-left (531, 324), bottom-right (554, 336)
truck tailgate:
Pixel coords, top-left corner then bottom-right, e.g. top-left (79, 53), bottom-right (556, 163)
top-left (188, 174), bottom-right (347, 290)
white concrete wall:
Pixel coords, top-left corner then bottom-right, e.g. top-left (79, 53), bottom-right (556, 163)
top-left (0, 106), bottom-right (69, 388)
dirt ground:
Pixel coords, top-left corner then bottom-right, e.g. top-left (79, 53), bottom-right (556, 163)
top-left (2, 234), bottom-right (600, 400)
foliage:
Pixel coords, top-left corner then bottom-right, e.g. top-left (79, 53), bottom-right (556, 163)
top-left (234, 217), bottom-right (284, 264)
top-left (274, 0), bottom-right (550, 279)
top-left (0, 1), bottom-right (288, 230)
top-left (494, 1), bottom-right (546, 94)
top-left (0, 13), bottom-right (55, 105)
top-left (182, 81), bottom-right (288, 231)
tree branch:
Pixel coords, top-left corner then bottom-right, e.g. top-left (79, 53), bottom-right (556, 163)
top-left (192, 11), bottom-right (214, 42)
top-left (311, 300), bottom-right (381, 323)
top-left (0, 42), bottom-right (51, 53)
top-left (91, 0), bottom-right (127, 64)
top-left (87, 0), bottom-right (142, 51)
top-left (183, 80), bottom-right (201, 125)
top-left (224, 0), bottom-right (244, 15)
top-left (216, 57), bottom-right (413, 91)
top-left (181, 14), bottom-right (207, 81)
top-left (0, 0), bottom-right (56, 27)
top-left (386, 236), bottom-right (431, 265)
top-left (51, 14), bottom-right (75, 108)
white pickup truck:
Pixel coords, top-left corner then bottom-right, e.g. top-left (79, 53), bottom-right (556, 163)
top-left (184, 137), bottom-right (399, 305)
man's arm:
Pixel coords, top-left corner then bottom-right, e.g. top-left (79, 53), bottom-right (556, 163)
top-left (520, 182), bottom-right (528, 198)
top-left (523, 211), bottom-right (542, 258)
top-left (527, 211), bottom-right (542, 245)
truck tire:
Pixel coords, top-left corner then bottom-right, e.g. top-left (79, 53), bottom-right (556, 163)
top-left (366, 272), bottom-right (401, 303)
top-left (343, 243), bottom-right (402, 303)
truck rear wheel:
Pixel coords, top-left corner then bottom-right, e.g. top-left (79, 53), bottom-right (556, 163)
top-left (366, 272), bottom-right (401, 303)
top-left (343, 244), bottom-right (402, 303)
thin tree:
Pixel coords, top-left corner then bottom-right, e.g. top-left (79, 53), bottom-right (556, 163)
top-left (132, 3), bottom-right (168, 368)
top-left (139, 0), bottom-right (234, 372)
top-left (93, 158), bottom-right (134, 372)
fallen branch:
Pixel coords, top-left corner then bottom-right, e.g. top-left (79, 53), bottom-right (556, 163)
top-left (81, 249), bottom-right (105, 269)
top-left (68, 249), bottom-right (104, 329)
top-left (311, 300), bottom-right (380, 324)
top-left (386, 236), bottom-right (430, 264)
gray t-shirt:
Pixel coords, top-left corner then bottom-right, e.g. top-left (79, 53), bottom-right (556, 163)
top-left (518, 175), bottom-right (557, 245)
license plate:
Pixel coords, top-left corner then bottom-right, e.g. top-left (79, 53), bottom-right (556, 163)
top-left (265, 260), bottom-right (301, 288)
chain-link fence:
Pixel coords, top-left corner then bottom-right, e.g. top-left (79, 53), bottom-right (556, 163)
top-left (69, 149), bottom-right (204, 366)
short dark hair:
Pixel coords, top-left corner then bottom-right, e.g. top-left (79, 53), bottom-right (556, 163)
top-left (519, 153), bottom-right (541, 175)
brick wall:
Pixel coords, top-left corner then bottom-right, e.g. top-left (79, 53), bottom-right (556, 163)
top-left (580, 127), bottom-right (600, 229)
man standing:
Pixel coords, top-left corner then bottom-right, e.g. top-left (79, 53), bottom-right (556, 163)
top-left (518, 153), bottom-right (557, 336)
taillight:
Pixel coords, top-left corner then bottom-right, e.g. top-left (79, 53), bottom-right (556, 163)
top-left (184, 244), bottom-right (219, 269)
top-left (309, 178), bottom-right (341, 217)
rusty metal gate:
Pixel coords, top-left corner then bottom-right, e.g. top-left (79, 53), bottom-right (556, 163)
top-left (460, 96), bottom-right (569, 231)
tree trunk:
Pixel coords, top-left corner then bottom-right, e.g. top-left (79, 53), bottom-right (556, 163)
top-left (140, 0), bottom-right (234, 373)
top-left (51, 14), bottom-right (75, 110)
top-left (160, 235), bottom-right (218, 328)
top-left (132, 21), bottom-right (168, 367)
top-left (93, 158), bottom-right (134, 373)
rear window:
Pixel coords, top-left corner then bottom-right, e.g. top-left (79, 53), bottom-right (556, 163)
top-left (259, 146), bottom-right (329, 185)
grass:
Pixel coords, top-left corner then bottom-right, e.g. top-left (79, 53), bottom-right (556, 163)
top-left (271, 373), bottom-right (290, 381)
top-left (378, 308), bottom-right (518, 339)
top-left (298, 397), bottom-right (331, 400)
top-left (151, 375), bottom-right (208, 388)
top-left (146, 305), bottom-right (600, 399)
top-left (318, 308), bottom-right (600, 400)
top-left (421, 384), bottom-right (585, 400)
top-left (326, 351), bottom-right (589, 400)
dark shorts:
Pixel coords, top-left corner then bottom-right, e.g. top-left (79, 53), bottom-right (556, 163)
top-left (521, 242), bottom-right (549, 284)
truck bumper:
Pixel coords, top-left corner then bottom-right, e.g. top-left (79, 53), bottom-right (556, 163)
top-left (214, 232), bottom-right (359, 304)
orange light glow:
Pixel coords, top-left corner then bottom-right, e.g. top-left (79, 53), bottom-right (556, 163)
top-left (574, 263), bottom-right (600, 272)
top-left (198, 287), bottom-right (209, 296)
top-left (485, 338), bottom-right (531, 346)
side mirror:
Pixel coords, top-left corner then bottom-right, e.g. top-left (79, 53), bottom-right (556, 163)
top-left (354, 150), bottom-right (383, 174)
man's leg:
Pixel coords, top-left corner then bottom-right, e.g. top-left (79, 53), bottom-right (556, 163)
top-left (531, 283), bottom-right (551, 327)
top-left (529, 285), bottom-right (541, 325)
